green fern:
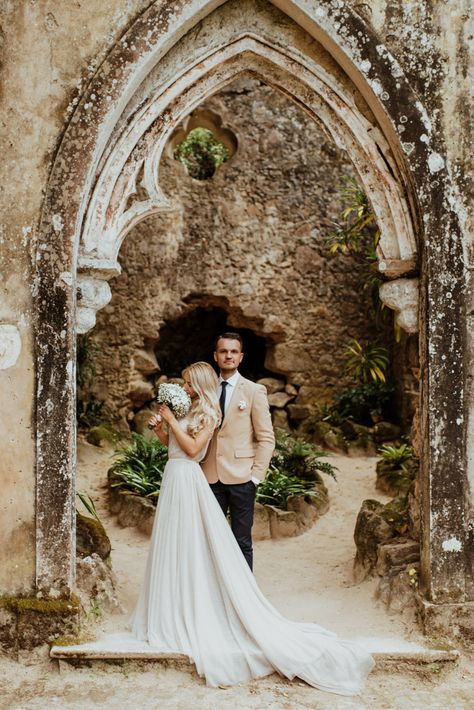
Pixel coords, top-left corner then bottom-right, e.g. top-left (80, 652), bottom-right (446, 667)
top-left (109, 434), bottom-right (168, 498)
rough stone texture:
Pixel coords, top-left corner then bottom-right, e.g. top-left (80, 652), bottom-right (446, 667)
top-left (372, 422), bottom-right (402, 443)
top-left (267, 392), bottom-right (294, 409)
top-left (0, 598), bottom-right (81, 655)
top-left (76, 513), bottom-right (112, 561)
top-left (252, 503), bottom-right (272, 541)
top-left (115, 493), bottom-right (157, 537)
top-left (257, 377), bottom-right (285, 395)
top-left (90, 80), bottom-right (377, 420)
top-left (376, 563), bottom-right (420, 619)
top-left (75, 554), bottom-right (120, 614)
top-left (376, 539), bottom-right (420, 577)
top-left (379, 279), bottom-right (419, 334)
top-left (353, 499), bottom-right (394, 581)
top-left (419, 600), bottom-right (474, 648)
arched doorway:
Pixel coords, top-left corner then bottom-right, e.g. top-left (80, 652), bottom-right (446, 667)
top-left (35, 0), bottom-right (468, 629)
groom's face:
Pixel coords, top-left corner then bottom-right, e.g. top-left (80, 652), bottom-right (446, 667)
top-left (214, 338), bottom-right (244, 375)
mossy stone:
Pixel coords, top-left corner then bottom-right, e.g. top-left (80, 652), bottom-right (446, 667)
top-left (76, 512), bottom-right (111, 560)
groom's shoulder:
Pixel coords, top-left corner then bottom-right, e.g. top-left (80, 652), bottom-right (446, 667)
top-left (239, 376), bottom-right (268, 395)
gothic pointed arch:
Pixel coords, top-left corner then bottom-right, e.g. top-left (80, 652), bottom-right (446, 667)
top-left (35, 0), bottom-right (467, 617)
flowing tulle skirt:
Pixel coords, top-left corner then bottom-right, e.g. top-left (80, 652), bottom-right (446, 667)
top-left (130, 458), bottom-right (374, 694)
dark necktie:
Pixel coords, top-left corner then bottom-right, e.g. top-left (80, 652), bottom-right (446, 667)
top-left (219, 381), bottom-right (228, 423)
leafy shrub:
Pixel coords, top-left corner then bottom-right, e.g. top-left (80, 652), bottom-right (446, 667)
top-left (174, 127), bottom-right (229, 180)
top-left (76, 491), bottom-right (102, 523)
top-left (378, 443), bottom-right (412, 468)
top-left (256, 468), bottom-right (323, 510)
top-left (256, 429), bottom-right (337, 510)
top-left (326, 177), bottom-right (378, 256)
top-left (269, 428), bottom-right (337, 482)
top-left (109, 434), bottom-right (168, 499)
top-left (326, 177), bottom-right (399, 337)
top-left (324, 381), bottom-right (395, 426)
top-left (376, 444), bottom-right (417, 496)
top-left (343, 338), bottom-right (390, 384)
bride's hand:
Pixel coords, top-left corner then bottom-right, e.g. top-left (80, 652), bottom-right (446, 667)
top-left (148, 414), bottom-right (163, 430)
top-left (159, 404), bottom-right (175, 424)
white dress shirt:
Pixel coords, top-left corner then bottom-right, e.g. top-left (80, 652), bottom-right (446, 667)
top-left (218, 371), bottom-right (240, 415)
top-left (218, 371), bottom-right (261, 487)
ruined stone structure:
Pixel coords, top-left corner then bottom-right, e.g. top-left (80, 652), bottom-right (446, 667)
top-left (0, 0), bottom-right (473, 646)
top-left (90, 79), bottom-right (379, 427)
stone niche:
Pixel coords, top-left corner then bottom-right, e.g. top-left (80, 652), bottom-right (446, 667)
top-left (90, 78), bottom-right (382, 429)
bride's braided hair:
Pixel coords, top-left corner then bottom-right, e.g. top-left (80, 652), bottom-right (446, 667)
top-left (182, 362), bottom-right (221, 436)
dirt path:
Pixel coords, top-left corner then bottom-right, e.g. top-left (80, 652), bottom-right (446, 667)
top-left (1, 440), bottom-right (473, 709)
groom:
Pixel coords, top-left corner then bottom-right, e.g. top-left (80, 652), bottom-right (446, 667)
top-left (201, 332), bottom-right (275, 570)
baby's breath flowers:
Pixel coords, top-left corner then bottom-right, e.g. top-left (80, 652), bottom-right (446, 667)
top-left (156, 382), bottom-right (191, 419)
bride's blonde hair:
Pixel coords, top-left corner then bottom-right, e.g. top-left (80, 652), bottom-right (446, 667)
top-left (182, 361), bottom-right (221, 436)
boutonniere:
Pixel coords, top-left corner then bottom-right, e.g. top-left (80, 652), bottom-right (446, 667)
top-left (238, 400), bottom-right (247, 410)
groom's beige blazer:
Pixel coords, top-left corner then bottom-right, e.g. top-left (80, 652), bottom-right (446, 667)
top-left (201, 375), bottom-right (275, 485)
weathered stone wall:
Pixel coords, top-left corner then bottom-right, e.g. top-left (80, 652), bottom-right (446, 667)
top-left (90, 78), bottom-right (380, 425)
top-left (0, 0), bottom-right (150, 596)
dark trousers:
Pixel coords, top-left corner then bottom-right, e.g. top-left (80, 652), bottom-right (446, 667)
top-left (210, 480), bottom-right (256, 570)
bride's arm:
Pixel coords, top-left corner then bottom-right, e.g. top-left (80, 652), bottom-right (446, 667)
top-left (159, 405), bottom-right (213, 457)
top-left (148, 414), bottom-right (169, 446)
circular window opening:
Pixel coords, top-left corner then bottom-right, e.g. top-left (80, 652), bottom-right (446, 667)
top-left (173, 127), bottom-right (231, 180)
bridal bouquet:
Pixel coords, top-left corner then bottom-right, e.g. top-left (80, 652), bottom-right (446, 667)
top-left (155, 382), bottom-right (191, 419)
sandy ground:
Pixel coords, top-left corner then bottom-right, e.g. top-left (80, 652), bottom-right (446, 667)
top-left (1, 440), bottom-right (473, 709)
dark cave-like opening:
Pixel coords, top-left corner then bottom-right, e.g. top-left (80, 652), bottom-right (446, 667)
top-left (154, 306), bottom-right (277, 381)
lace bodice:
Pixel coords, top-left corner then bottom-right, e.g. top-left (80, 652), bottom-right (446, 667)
top-left (168, 417), bottom-right (210, 462)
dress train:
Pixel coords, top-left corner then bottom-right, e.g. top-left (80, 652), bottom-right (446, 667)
top-left (130, 422), bottom-right (374, 694)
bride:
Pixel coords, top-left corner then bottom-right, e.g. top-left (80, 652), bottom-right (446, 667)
top-left (130, 361), bottom-right (374, 694)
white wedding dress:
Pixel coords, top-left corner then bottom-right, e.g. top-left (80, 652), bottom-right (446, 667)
top-left (130, 419), bottom-right (374, 694)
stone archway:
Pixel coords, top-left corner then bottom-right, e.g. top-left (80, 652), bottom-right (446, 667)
top-left (35, 0), bottom-right (468, 631)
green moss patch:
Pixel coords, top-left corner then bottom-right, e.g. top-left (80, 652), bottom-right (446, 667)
top-left (0, 594), bottom-right (81, 615)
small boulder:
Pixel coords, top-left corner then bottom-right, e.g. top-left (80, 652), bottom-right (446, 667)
top-left (340, 420), bottom-right (358, 441)
top-left (285, 384), bottom-right (298, 396)
top-left (408, 486), bottom-right (421, 540)
top-left (375, 562), bottom-right (419, 618)
top-left (321, 426), bottom-right (347, 453)
top-left (267, 506), bottom-right (300, 539)
top-left (376, 538), bottom-right (420, 576)
top-left (132, 349), bottom-right (160, 375)
top-left (76, 512), bottom-right (111, 560)
top-left (257, 377), bottom-right (285, 394)
top-left (353, 499), bottom-right (394, 581)
top-left (253, 503), bottom-right (271, 541)
top-left (268, 391), bottom-right (294, 408)
top-left (117, 493), bottom-right (156, 530)
top-left (86, 423), bottom-right (120, 447)
top-left (76, 553), bottom-right (121, 613)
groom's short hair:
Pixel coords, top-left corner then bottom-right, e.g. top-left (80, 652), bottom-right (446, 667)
top-left (214, 332), bottom-right (243, 351)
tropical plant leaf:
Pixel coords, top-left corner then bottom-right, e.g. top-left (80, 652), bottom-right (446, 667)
top-left (76, 491), bottom-right (101, 523)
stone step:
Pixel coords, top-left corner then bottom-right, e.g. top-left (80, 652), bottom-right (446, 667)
top-left (51, 632), bottom-right (459, 671)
